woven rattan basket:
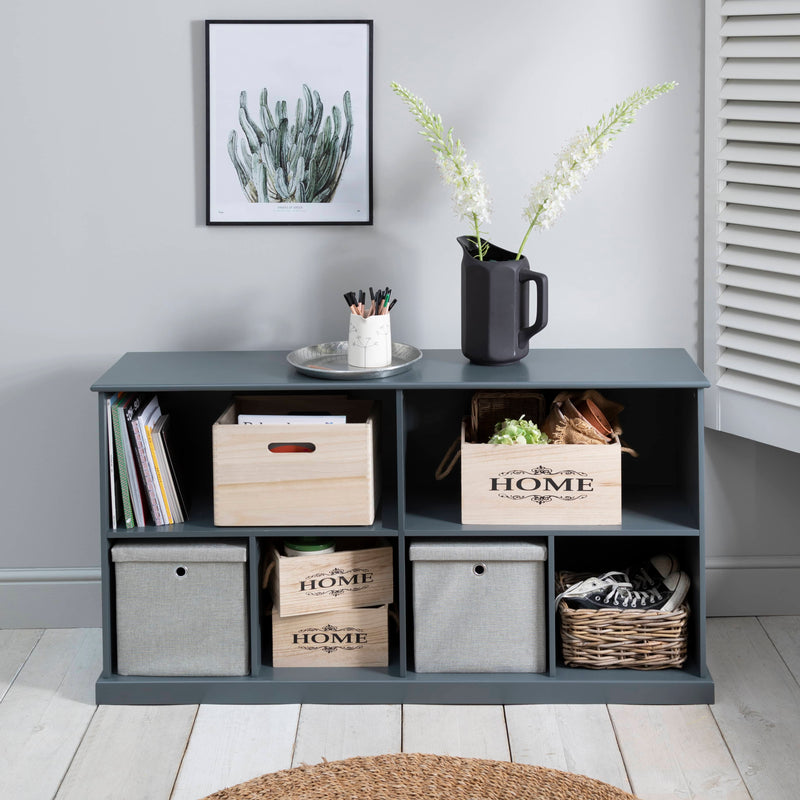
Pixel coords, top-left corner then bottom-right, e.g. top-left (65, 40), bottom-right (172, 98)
top-left (470, 390), bottom-right (546, 441)
top-left (558, 600), bottom-right (689, 670)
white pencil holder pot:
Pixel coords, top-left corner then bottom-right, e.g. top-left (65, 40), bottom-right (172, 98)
top-left (347, 314), bottom-right (392, 368)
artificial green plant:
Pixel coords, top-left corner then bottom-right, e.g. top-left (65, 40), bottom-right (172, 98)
top-left (228, 85), bottom-right (353, 203)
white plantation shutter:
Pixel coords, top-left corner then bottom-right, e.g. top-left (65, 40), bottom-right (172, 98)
top-left (704, 0), bottom-right (800, 453)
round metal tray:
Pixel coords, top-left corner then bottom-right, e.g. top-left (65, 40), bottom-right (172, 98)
top-left (287, 341), bottom-right (423, 380)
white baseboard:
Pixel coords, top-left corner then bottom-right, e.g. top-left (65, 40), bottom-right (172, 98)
top-left (0, 568), bottom-right (101, 628)
top-left (706, 556), bottom-right (800, 616)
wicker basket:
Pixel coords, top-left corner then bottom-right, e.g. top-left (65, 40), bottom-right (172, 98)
top-left (558, 600), bottom-right (689, 670)
top-left (470, 391), bottom-right (546, 442)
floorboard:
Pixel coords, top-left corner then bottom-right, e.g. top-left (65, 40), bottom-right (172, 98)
top-left (0, 629), bottom-right (100, 800)
top-left (402, 705), bottom-right (510, 759)
top-left (759, 616), bottom-right (800, 683)
top-left (609, 704), bottom-right (750, 799)
top-left (0, 629), bottom-right (42, 702)
top-left (291, 704), bottom-right (402, 766)
top-left (170, 704), bottom-right (300, 800)
top-left (506, 704), bottom-right (631, 792)
top-left (55, 704), bottom-right (198, 800)
top-left (707, 617), bottom-right (800, 800)
top-left (3, 620), bottom-right (800, 800)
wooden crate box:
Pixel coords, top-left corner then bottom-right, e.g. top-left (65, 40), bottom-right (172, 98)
top-left (212, 395), bottom-right (379, 526)
top-left (460, 421), bottom-right (621, 525)
top-left (272, 605), bottom-right (389, 668)
top-left (268, 544), bottom-right (393, 618)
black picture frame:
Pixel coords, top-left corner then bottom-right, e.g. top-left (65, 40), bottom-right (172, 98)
top-left (205, 20), bottom-right (373, 225)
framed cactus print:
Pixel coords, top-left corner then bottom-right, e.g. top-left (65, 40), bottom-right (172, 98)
top-left (206, 20), bottom-right (373, 225)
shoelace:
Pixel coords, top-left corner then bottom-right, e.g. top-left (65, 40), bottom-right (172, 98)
top-left (556, 571), bottom-right (666, 609)
top-left (629, 566), bottom-right (654, 588)
top-left (554, 571), bottom-right (626, 606)
top-left (604, 582), bottom-right (664, 608)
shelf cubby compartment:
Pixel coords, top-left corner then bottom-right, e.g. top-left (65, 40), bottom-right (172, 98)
top-left (92, 348), bottom-right (713, 705)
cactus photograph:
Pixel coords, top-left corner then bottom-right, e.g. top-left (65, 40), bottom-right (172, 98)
top-left (206, 20), bottom-right (373, 225)
top-left (228, 85), bottom-right (354, 205)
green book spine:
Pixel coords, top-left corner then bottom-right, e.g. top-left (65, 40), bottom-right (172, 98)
top-left (111, 394), bottom-right (135, 529)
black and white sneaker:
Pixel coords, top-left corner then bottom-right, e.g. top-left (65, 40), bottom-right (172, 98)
top-left (625, 553), bottom-right (680, 592)
top-left (556, 569), bottom-right (689, 612)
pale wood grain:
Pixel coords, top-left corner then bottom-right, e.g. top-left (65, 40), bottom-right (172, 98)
top-left (402, 705), bottom-right (510, 760)
top-left (461, 424), bottom-right (621, 525)
top-left (271, 546), bottom-right (393, 618)
top-left (609, 704), bottom-right (750, 799)
top-left (55, 704), bottom-right (197, 800)
top-left (759, 615), bottom-right (800, 683)
top-left (0, 629), bottom-right (100, 800)
top-left (272, 606), bottom-right (388, 667)
top-left (170, 704), bottom-right (300, 800)
top-left (292, 704), bottom-right (401, 766)
top-left (213, 398), bottom-right (377, 526)
top-left (0, 629), bottom-right (42, 702)
top-left (506, 704), bottom-right (631, 792)
top-left (708, 616), bottom-right (800, 799)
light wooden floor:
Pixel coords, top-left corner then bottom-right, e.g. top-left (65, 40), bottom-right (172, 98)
top-left (1, 617), bottom-right (799, 799)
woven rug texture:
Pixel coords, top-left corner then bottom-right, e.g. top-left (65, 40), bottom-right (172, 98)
top-left (198, 753), bottom-right (639, 800)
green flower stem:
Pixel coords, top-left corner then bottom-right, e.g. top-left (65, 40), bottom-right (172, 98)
top-left (515, 81), bottom-right (677, 260)
top-left (391, 82), bottom-right (490, 260)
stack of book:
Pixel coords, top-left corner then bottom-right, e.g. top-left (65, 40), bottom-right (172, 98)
top-left (106, 393), bottom-right (188, 529)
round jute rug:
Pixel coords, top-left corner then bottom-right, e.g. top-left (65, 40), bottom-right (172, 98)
top-left (197, 753), bottom-right (639, 800)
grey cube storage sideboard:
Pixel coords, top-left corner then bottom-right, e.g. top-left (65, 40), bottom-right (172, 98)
top-left (410, 540), bottom-right (547, 673)
top-left (91, 348), bottom-right (714, 705)
top-left (112, 543), bottom-right (249, 676)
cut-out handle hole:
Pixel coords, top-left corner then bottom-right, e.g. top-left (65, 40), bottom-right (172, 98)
top-left (268, 443), bottom-right (316, 453)
top-left (473, 563), bottom-right (487, 576)
top-left (175, 566), bottom-right (187, 578)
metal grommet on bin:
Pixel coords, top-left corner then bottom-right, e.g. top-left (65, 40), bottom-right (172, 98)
top-left (472, 563), bottom-right (487, 576)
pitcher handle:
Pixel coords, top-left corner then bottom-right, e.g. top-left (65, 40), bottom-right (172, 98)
top-left (518, 269), bottom-right (549, 346)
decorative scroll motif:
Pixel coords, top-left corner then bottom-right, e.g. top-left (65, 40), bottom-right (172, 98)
top-left (295, 624), bottom-right (366, 653)
top-left (301, 567), bottom-right (372, 597)
top-left (498, 493), bottom-right (589, 504)
top-left (496, 466), bottom-right (591, 504)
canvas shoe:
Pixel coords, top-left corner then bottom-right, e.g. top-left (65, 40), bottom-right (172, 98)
top-left (625, 553), bottom-right (680, 592)
top-left (556, 569), bottom-right (690, 612)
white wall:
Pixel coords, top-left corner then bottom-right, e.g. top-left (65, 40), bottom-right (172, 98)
top-left (1, 0), bottom-right (796, 625)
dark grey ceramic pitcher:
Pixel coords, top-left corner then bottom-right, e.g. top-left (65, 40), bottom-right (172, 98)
top-left (458, 236), bottom-right (549, 365)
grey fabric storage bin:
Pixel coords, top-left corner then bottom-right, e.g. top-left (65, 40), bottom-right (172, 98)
top-left (112, 543), bottom-right (249, 676)
top-left (409, 540), bottom-right (547, 673)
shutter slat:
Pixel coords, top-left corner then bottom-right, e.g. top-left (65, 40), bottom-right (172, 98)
top-left (722, 58), bottom-right (800, 80)
top-left (719, 223), bottom-right (800, 254)
top-left (718, 349), bottom-right (800, 386)
top-left (722, 79), bottom-right (800, 102)
top-left (722, 36), bottom-right (800, 58)
top-left (711, 4), bottom-right (800, 429)
top-left (720, 243), bottom-right (800, 276)
top-left (721, 141), bottom-right (800, 166)
top-left (719, 204), bottom-right (800, 233)
top-left (719, 264), bottom-right (800, 296)
top-left (719, 162), bottom-right (800, 188)
top-left (721, 121), bottom-right (800, 145)
top-left (721, 100), bottom-right (800, 122)
top-left (719, 307), bottom-right (800, 342)
top-left (722, 15), bottom-right (800, 37)
top-left (723, 1), bottom-right (800, 15)
top-left (719, 285), bottom-right (800, 320)
top-left (719, 329), bottom-right (800, 364)
top-left (718, 369), bottom-right (800, 408)
top-left (720, 183), bottom-right (800, 211)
